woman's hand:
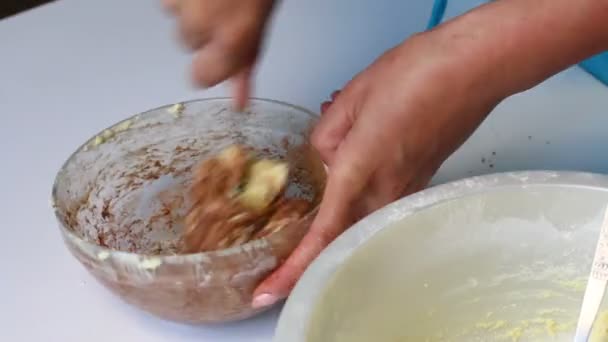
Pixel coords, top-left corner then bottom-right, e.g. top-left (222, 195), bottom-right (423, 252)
top-left (252, 30), bottom-right (506, 308)
top-left (162, 0), bottom-right (276, 109)
top-left (252, 0), bottom-right (608, 308)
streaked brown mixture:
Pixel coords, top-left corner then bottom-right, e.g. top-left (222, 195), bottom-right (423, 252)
top-left (183, 145), bottom-right (311, 253)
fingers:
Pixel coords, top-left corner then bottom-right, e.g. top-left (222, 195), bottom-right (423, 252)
top-left (312, 92), bottom-right (353, 165)
top-left (320, 101), bottom-right (331, 114)
top-left (191, 44), bottom-right (227, 87)
top-left (178, 1), bottom-right (213, 50)
top-left (331, 90), bottom-right (340, 101)
top-left (251, 226), bottom-right (343, 308)
top-left (168, 0), bottom-right (268, 88)
top-left (251, 182), bottom-right (351, 307)
top-left (252, 134), bottom-right (374, 308)
top-left (320, 90), bottom-right (341, 114)
top-left (191, 31), bottom-right (256, 87)
top-left (232, 67), bottom-right (252, 111)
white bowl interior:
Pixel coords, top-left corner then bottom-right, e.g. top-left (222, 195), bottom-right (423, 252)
top-left (305, 185), bottom-right (608, 341)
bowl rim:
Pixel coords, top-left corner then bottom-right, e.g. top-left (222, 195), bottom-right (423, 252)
top-left (50, 97), bottom-right (321, 265)
top-left (273, 170), bottom-right (608, 342)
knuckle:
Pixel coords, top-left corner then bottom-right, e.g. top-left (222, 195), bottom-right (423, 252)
top-left (342, 78), bottom-right (365, 97)
top-left (310, 127), bottom-right (328, 152)
top-left (327, 157), bottom-right (371, 198)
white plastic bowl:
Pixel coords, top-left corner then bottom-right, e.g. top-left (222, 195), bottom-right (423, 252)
top-left (275, 171), bottom-right (608, 341)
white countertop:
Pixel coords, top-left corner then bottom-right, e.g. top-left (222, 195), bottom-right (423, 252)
top-left (2, 0), bottom-right (608, 341)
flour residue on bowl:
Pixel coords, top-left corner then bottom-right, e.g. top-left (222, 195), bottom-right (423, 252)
top-left (305, 186), bottom-right (608, 342)
top-left (69, 134), bottom-right (205, 254)
top-left (54, 102), bottom-right (323, 256)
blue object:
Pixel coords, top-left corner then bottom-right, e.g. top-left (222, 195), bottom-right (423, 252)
top-left (426, 0), bottom-right (447, 30)
top-left (427, 0), bottom-right (608, 86)
top-left (580, 52), bottom-right (608, 86)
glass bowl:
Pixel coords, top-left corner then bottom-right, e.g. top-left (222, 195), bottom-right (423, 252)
top-left (51, 98), bottom-right (326, 324)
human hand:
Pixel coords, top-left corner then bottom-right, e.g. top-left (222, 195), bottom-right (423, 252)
top-left (162, 0), bottom-right (276, 109)
top-left (252, 30), bottom-right (507, 308)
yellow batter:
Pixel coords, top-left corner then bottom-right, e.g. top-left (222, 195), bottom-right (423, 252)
top-left (427, 309), bottom-right (608, 341)
top-left (590, 311), bottom-right (608, 341)
top-left (420, 277), bottom-right (608, 341)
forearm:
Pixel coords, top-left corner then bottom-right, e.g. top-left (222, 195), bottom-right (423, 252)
top-left (434, 0), bottom-right (608, 99)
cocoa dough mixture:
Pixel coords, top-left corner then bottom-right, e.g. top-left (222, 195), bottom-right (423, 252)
top-left (57, 105), bottom-right (322, 257)
top-left (67, 138), bottom-right (316, 255)
top-left (70, 139), bottom-right (203, 255)
top-left (183, 145), bottom-right (311, 253)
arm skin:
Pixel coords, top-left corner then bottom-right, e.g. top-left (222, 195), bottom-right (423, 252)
top-left (432, 0), bottom-right (608, 101)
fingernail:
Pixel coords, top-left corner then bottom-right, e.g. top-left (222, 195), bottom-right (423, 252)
top-left (252, 293), bottom-right (278, 309)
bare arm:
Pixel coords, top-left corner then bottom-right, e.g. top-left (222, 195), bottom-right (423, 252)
top-left (433, 0), bottom-right (608, 99)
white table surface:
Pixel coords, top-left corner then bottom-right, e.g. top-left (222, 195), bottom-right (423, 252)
top-left (2, 0), bottom-right (608, 341)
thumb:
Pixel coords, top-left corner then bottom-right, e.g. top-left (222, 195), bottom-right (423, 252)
top-left (252, 134), bottom-right (373, 308)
